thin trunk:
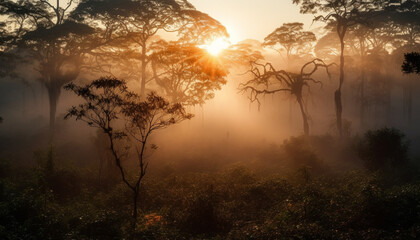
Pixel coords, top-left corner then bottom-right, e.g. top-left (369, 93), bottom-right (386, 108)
top-left (359, 40), bottom-right (366, 130)
top-left (408, 78), bottom-right (413, 123)
top-left (360, 69), bottom-right (366, 129)
top-left (289, 98), bottom-right (293, 130)
top-left (403, 78), bottom-right (413, 124)
top-left (335, 30), bottom-right (346, 137)
top-left (140, 43), bottom-right (147, 97)
top-left (56, 0), bottom-right (60, 24)
top-left (133, 189), bottom-right (139, 221)
top-left (297, 96), bottom-right (309, 136)
top-left (48, 85), bottom-right (60, 142)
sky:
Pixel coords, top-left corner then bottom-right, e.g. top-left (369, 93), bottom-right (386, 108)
top-left (190, 0), bottom-right (323, 44)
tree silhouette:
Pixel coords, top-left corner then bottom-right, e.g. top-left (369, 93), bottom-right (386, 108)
top-left (384, 0), bottom-right (420, 47)
top-left (263, 22), bottom-right (316, 62)
top-left (65, 77), bottom-right (192, 222)
top-left (72, 0), bottom-right (227, 97)
top-left (293, 0), bottom-right (379, 136)
top-left (239, 59), bottom-right (334, 136)
top-left (0, 0), bottom-right (95, 141)
top-left (376, 1), bottom-right (420, 122)
top-left (150, 40), bottom-right (228, 105)
top-left (219, 40), bottom-right (264, 67)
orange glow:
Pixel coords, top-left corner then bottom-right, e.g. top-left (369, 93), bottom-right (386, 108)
top-left (201, 37), bottom-right (231, 56)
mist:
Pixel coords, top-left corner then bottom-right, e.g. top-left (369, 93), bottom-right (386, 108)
top-left (1, 0), bottom-right (420, 239)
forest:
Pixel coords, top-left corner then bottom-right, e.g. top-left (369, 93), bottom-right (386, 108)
top-left (0, 0), bottom-right (420, 239)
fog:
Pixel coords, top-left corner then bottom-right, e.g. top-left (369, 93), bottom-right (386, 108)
top-left (2, 53), bottom-right (420, 169)
top-left (1, 0), bottom-right (420, 239)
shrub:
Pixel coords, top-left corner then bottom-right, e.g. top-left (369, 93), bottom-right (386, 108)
top-left (358, 128), bottom-right (409, 172)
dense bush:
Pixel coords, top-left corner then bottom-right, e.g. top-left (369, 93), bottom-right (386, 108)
top-left (358, 127), bottom-right (409, 172)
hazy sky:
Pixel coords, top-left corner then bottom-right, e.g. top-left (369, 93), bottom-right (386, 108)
top-left (190, 0), bottom-right (322, 43)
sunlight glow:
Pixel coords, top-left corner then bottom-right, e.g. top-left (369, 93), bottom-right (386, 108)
top-left (202, 38), bottom-right (231, 56)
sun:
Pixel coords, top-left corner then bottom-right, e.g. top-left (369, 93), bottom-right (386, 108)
top-left (202, 37), bottom-right (230, 56)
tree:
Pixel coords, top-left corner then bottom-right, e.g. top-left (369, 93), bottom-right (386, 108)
top-left (378, 0), bottom-right (420, 122)
top-left (384, 0), bottom-right (420, 47)
top-left (263, 22), bottom-right (316, 62)
top-left (72, 0), bottom-right (227, 97)
top-left (402, 52), bottom-right (420, 74)
top-left (239, 59), bottom-right (334, 136)
top-left (64, 77), bottom-right (192, 222)
top-left (293, 0), bottom-right (379, 136)
top-left (150, 40), bottom-right (227, 105)
top-left (219, 39), bottom-right (264, 67)
top-left (0, 0), bottom-right (96, 141)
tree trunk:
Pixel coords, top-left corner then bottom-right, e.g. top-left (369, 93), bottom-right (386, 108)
top-left (336, 31), bottom-right (346, 137)
top-left (360, 69), bottom-right (366, 129)
top-left (140, 43), bottom-right (147, 98)
top-left (297, 96), bottom-right (309, 136)
top-left (359, 40), bottom-right (366, 130)
top-left (47, 84), bottom-right (61, 142)
top-left (133, 189), bottom-right (139, 221)
top-left (403, 78), bottom-right (413, 123)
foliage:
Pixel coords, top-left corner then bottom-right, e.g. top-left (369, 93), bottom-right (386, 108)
top-left (293, 0), bottom-right (382, 137)
top-left (72, 0), bottom-right (228, 96)
top-left (2, 159), bottom-right (420, 239)
top-left (65, 77), bottom-right (192, 221)
top-left (151, 40), bottom-right (227, 105)
top-left (0, 0), bottom-right (102, 141)
top-left (263, 22), bottom-right (316, 59)
top-left (358, 128), bottom-right (409, 172)
top-left (402, 52), bottom-right (420, 74)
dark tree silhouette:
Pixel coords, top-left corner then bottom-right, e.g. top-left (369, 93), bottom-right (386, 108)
top-left (402, 52), bottom-right (420, 74)
top-left (378, 1), bottom-right (420, 122)
top-left (263, 22), bottom-right (316, 62)
top-left (239, 59), bottom-right (334, 136)
top-left (349, 25), bottom-right (370, 128)
top-left (293, 0), bottom-right (378, 136)
top-left (150, 40), bottom-right (228, 105)
top-left (384, 0), bottom-right (420, 47)
top-left (64, 77), bottom-right (192, 222)
top-left (0, 0), bottom-right (95, 141)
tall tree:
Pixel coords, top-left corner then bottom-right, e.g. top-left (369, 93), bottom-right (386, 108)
top-left (0, 0), bottom-right (95, 141)
top-left (72, 0), bottom-right (227, 97)
top-left (293, 0), bottom-right (379, 136)
top-left (380, 0), bottom-right (420, 122)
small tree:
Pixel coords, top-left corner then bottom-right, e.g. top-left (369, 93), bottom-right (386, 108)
top-left (65, 77), bottom-right (192, 221)
top-left (239, 59), bottom-right (334, 136)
